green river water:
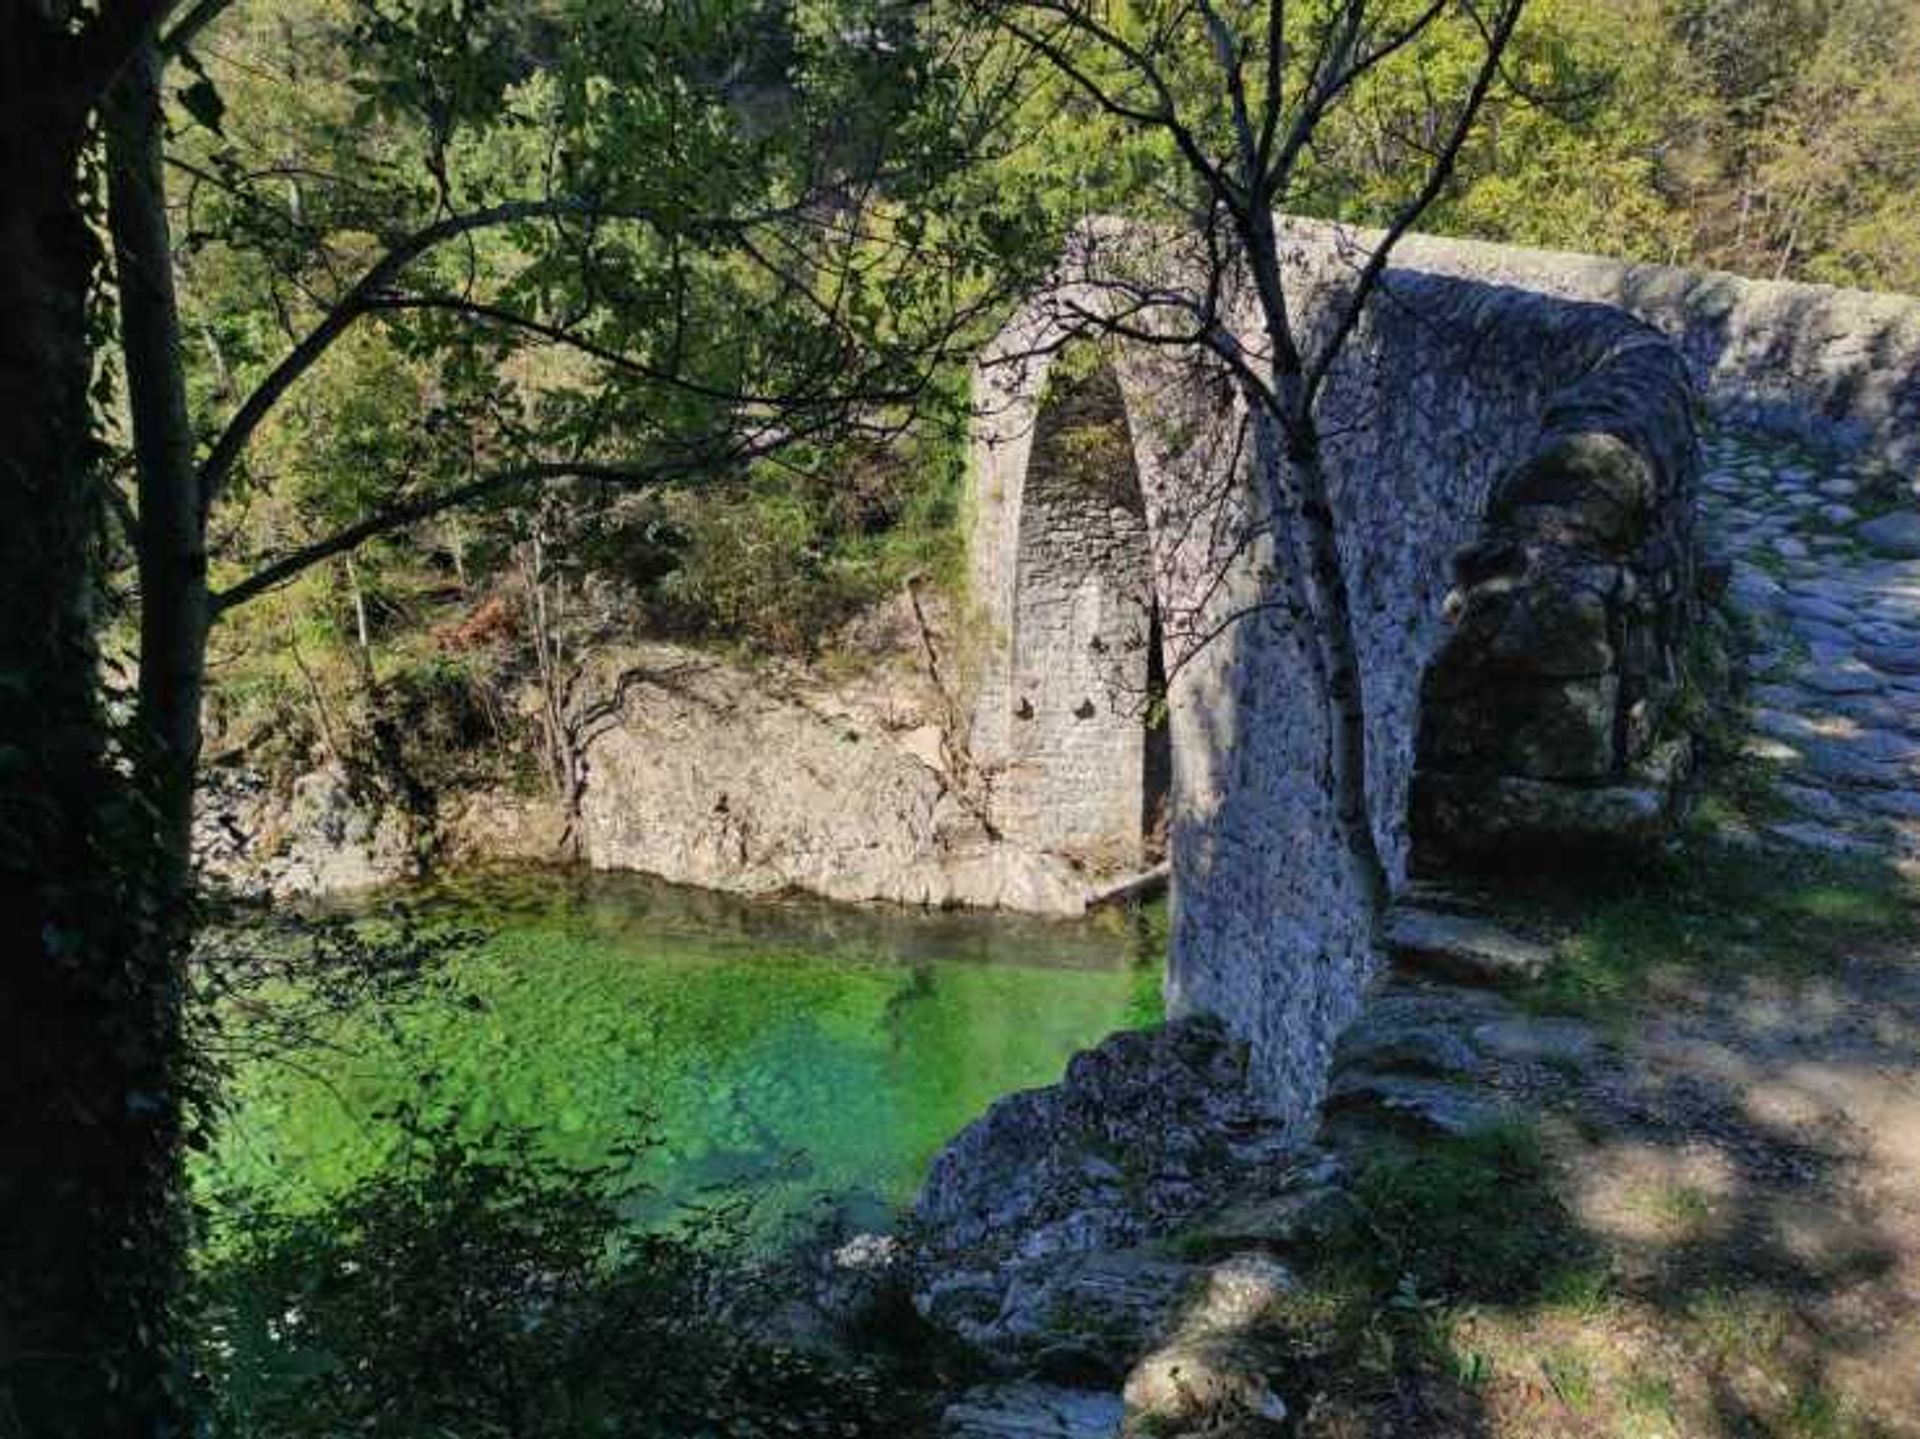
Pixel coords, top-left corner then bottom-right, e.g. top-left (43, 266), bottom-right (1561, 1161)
top-left (199, 868), bottom-right (1164, 1240)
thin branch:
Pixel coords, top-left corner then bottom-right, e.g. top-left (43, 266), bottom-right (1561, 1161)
top-left (1304, 0), bottom-right (1525, 411)
top-left (158, 0), bottom-right (238, 57)
top-left (210, 459), bottom-right (689, 615)
top-left (196, 195), bottom-right (766, 511)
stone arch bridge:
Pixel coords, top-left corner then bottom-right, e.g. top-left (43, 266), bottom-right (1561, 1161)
top-left (963, 218), bottom-right (1920, 1122)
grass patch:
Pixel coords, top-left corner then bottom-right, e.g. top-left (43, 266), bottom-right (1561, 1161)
top-left (1496, 837), bottom-right (1918, 1023)
top-left (1334, 1123), bottom-right (1606, 1307)
top-left (1263, 1122), bottom-right (1615, 1419)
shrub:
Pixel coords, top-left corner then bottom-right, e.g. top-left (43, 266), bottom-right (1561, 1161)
top-left (194, 1101), bottom-right (921, 1438)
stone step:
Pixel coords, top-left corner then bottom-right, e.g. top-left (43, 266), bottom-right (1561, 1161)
top-left (942, 1383), bottom-right (1124, 1439)
top-left (1385, 905), bottom-right (1553, 984)
top-left (1324, 1071), bottom-right (1519, 1138)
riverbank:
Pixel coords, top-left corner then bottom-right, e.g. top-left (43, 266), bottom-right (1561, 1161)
top-left (910, 833), bottom-right (1920, 1439)
top-left (194, 625), bottom-right (1160, 918)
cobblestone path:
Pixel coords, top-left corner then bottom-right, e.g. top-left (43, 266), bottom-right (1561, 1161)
top-left (1703, 427), bottom-right (1920, 859)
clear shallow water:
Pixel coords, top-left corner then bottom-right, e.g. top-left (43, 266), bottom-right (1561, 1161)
top-left (199, 868), bottom-right (1163, 1239)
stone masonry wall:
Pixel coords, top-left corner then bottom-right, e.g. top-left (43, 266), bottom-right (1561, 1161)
top-left (993, 361), bottom-right (1157, 868)
top-left (1293, 220), bottom-right (1920, 477)
top-left (969, 228), bottom-right (1705, 1125)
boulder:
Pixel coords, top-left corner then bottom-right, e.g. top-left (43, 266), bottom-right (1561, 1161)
top-left (1122, 1336), bottom-right (1288, 1430)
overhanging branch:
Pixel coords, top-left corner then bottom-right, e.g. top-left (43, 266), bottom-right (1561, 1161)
top-left (210, 459), bottom-right (688, 616)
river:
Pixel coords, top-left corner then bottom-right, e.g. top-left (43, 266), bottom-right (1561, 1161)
top-left (196, 867), bottom-right (1164, 1244)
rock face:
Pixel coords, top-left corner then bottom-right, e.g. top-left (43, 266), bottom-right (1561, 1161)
top-left (195, 631), bottom-right (1119, 916)
top-left (911, 1017), bottom-right (1296, 1354)
top-left (572, 643), bottom-right (1096, 914)
top-left (195, 764), bottom-right (414, 897)
top-left (913, 952), bottom-right (1606, 1435)
top-left (1384, 906), bottom-right (1554, 985)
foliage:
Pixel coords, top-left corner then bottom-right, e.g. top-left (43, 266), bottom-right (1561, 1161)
top-left (170, 0), bottom-right (1021, 780)
top-left (644, 380), bottom-right (974, 654)
top-left (1245, 1121), bottom-right (1611, 1423)
top-left (974, 0), bottom-right (1920, 291)
top-left (194, 1099), bottom-right (917, 1438)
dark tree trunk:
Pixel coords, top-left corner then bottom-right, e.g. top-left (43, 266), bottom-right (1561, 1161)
top-left (0, 16), bottom-right (188, 1438)
top-left (109, 35), bottom-right (209, 877)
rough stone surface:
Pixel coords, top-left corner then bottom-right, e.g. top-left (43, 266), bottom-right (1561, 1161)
top-left (1693, 427), bottom-right (1920, 863)
top-left (1859, 512), bottom-right (1920, 558)
top-left (917, 958), bottom-right (1602, 1429)
top-left (1324, 1072), bottom-right (1518, 1138)
top-left (1122, 1334), bottom-right (1289, 1429)
top-left (573, 643), bottom-right (1097, 914)
top-left (194, 763), bottom-right (415, 897)
top-left (1354, 221), bottom-right (1920, 476)
top-left (942, 1383), bottom-right (1125, 1439)
top-left (1385, 906), bottom-right (1554, 984)
top-left (911, 1017), bottom-right (1295, 1354)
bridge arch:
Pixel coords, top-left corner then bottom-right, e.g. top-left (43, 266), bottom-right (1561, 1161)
top-left (967, 322), bottom-right (1177, 874)
top-left (966, 238), bottom-right (1703, 1125)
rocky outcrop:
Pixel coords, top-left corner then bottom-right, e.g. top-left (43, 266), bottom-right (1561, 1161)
top-left (915, 893), bottom-right (1604, 1438)
top-left (195, 764), bottom-right (415, 898)
top-left (910, 1017), bottom-right (1298, 1356)
top-left (571, 642), bottom-right (1099, 914)
top-left (196, 628), bottom-right (1134, 914)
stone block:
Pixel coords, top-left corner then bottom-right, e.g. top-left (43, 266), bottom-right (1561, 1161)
top-left (1385, 906), bottom-right (1553, 984)
top-left (1424, 674), bottom-right (1619, 780)
top-left (1859, 511), bottom-right (1920, 558)
top-left (1122, 1334), bottom-right (1288, 1429)
top-left (1412, 771), bottom-right (1669, 860)
top-left (1496, 432), bottom-right (1658, 550)
top-left (1445, 570), bottom-right (1615, 678)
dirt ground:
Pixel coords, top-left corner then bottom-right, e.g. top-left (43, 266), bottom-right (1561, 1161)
top-left (1457, 942), bottom-right (1920, 1438)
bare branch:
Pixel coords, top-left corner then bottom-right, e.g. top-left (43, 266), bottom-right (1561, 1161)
top-left (158, 0), bottom-right (237, 56)
top-left (196, 195), bottom-right (773, 511)
top-left (209, 459), bottom-right (687, 616)
top-left (1304, 0), bottom-right (1526, 411)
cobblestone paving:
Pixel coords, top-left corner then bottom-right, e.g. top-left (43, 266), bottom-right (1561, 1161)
top-left (1703, 428), bottom-right (1920, 859)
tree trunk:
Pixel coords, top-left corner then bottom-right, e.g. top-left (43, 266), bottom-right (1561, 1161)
top-left (0, 20), bottom-right (188, 1438)
top-left (1257, 376), bottom-right (1392, 939)
top-left (1279, 431), bottom-right (1392, 936)
top-left (1243, 207), bottom-right (1394, 941)
top-left (109, 36), bottom-right (209, 878)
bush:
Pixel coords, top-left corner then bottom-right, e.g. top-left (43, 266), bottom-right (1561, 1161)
top-left (194, 1101), bottom-right (922, 1438)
